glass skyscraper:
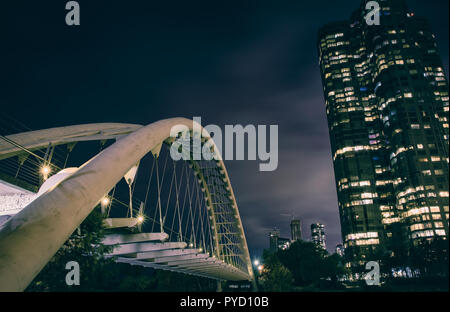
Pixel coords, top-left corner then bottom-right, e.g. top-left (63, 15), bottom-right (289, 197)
top-left (318, 0), bottom-right (449, 268)
top-left (311, 223), bottom-right (327, 250)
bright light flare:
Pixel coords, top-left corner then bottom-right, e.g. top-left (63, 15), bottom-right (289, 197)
top-left (137, 215), bottom-right (145, 224)
top-left (40, 165), bottom-right (51, 179)
top-left (101, 197), bottom-right (110, 207)
top-left (253, 259), bottom-right (260, 266)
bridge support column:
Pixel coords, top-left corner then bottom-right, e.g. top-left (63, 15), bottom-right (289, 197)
top-left (216, 280), bottom-right (222, 292)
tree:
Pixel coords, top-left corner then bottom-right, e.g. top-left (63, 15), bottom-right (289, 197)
top-left (409, 238), bottom-right (449, 278)
top-left (259, 250), bottom-right (294, 291)
top-left (322, 253), bottom-right (347, 283)
top-left (26, 208), bottom-right (115, 291)
top-left (266, 240), bottom-right (348, 289)
top-left (277, 240), bottom-right (326, 286)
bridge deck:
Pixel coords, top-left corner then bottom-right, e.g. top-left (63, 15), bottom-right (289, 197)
top-left (103, 233), bottom-right (251, 281)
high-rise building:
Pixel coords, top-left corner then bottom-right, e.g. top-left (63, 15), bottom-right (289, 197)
top-left (311, 223), bottom-right (326, 249)
top-left (269, 229), bottom-right (291, 251)
top-left (318, 0), bottom-right (449, 266)
top-left (336, 244), bottom-right (345, 257)
top-left (290, 219), bottom-right (302, 242)
top-left (277, 237), bottom-right (291, 250)
top-left (269, 229), bottom-right (280, 252)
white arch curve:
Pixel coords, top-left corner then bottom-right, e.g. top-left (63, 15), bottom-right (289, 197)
top-left (0, 123), bottom-right (142, 160)
top-left (0, 118), bottom-right (254, 291)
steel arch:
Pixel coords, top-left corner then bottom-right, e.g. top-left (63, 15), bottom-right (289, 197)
top-left (0, 118), bottom-right (254, 291)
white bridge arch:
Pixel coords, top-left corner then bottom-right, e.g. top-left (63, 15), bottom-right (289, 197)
top-left (0, 118), bottom-right (255, 291)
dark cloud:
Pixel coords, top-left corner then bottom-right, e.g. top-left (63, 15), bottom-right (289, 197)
top-left (1, 0), bottom-right (448, 257)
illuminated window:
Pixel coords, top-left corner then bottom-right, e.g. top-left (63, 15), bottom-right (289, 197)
top-left (430, 206), bottom-right (440, 212)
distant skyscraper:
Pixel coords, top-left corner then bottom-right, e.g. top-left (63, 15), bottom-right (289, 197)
top-left (290, 219), bottom-right (302, 242)
top-left (318, 0), bottom-right (449, 266)
top-left (269, 229), bottom-right (280, 252)
top-left (311, 223), bottom-right (326, 249)
top-left (269, 229), bottom-right (291, 251)
top-left (277, 237), bottom-right (291, 250)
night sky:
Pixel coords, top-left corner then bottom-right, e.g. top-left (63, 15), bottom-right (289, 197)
top-left (1, 0), bottom-right (448, 257)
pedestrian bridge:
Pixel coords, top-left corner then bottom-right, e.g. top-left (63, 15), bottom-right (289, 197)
top-left (0, 118), bottom-right (254, 291)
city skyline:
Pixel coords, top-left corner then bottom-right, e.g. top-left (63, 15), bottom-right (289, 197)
top-left (1, 0), bottom-right (448, 257)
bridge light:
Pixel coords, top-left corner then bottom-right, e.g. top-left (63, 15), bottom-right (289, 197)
top-left (137, 215), bottom-right (144, 224)
top-left (257, 265), bottom-right (264, 272)
top-left (40, 165), bottom-right (51, 180)
top-left (101, 196), bottom-right (110, 207)
top-left (253, 259), bottom-right (260, 266)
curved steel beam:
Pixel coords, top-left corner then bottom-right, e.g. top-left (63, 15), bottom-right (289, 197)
top-left (0, 123), bottom-right (142, 160)
top-left (190, 160), bottom-right (222, 259)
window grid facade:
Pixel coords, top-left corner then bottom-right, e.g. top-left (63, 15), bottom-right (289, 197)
top-left (318, 0), bottom-right (449, 266)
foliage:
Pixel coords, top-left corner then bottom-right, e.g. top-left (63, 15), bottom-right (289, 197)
top-left (409, 238), bottom-right (449, 278)
top-left (278, 240), bottom-right (347, 287)
top-left (26, 208), bottom-right (115, 291)
top-left (260, 240), bottom-right (348, 291)
top-left (378, 237), bottom-right (449, 281)
top-left (259, 250), bottom-right (294, 291)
